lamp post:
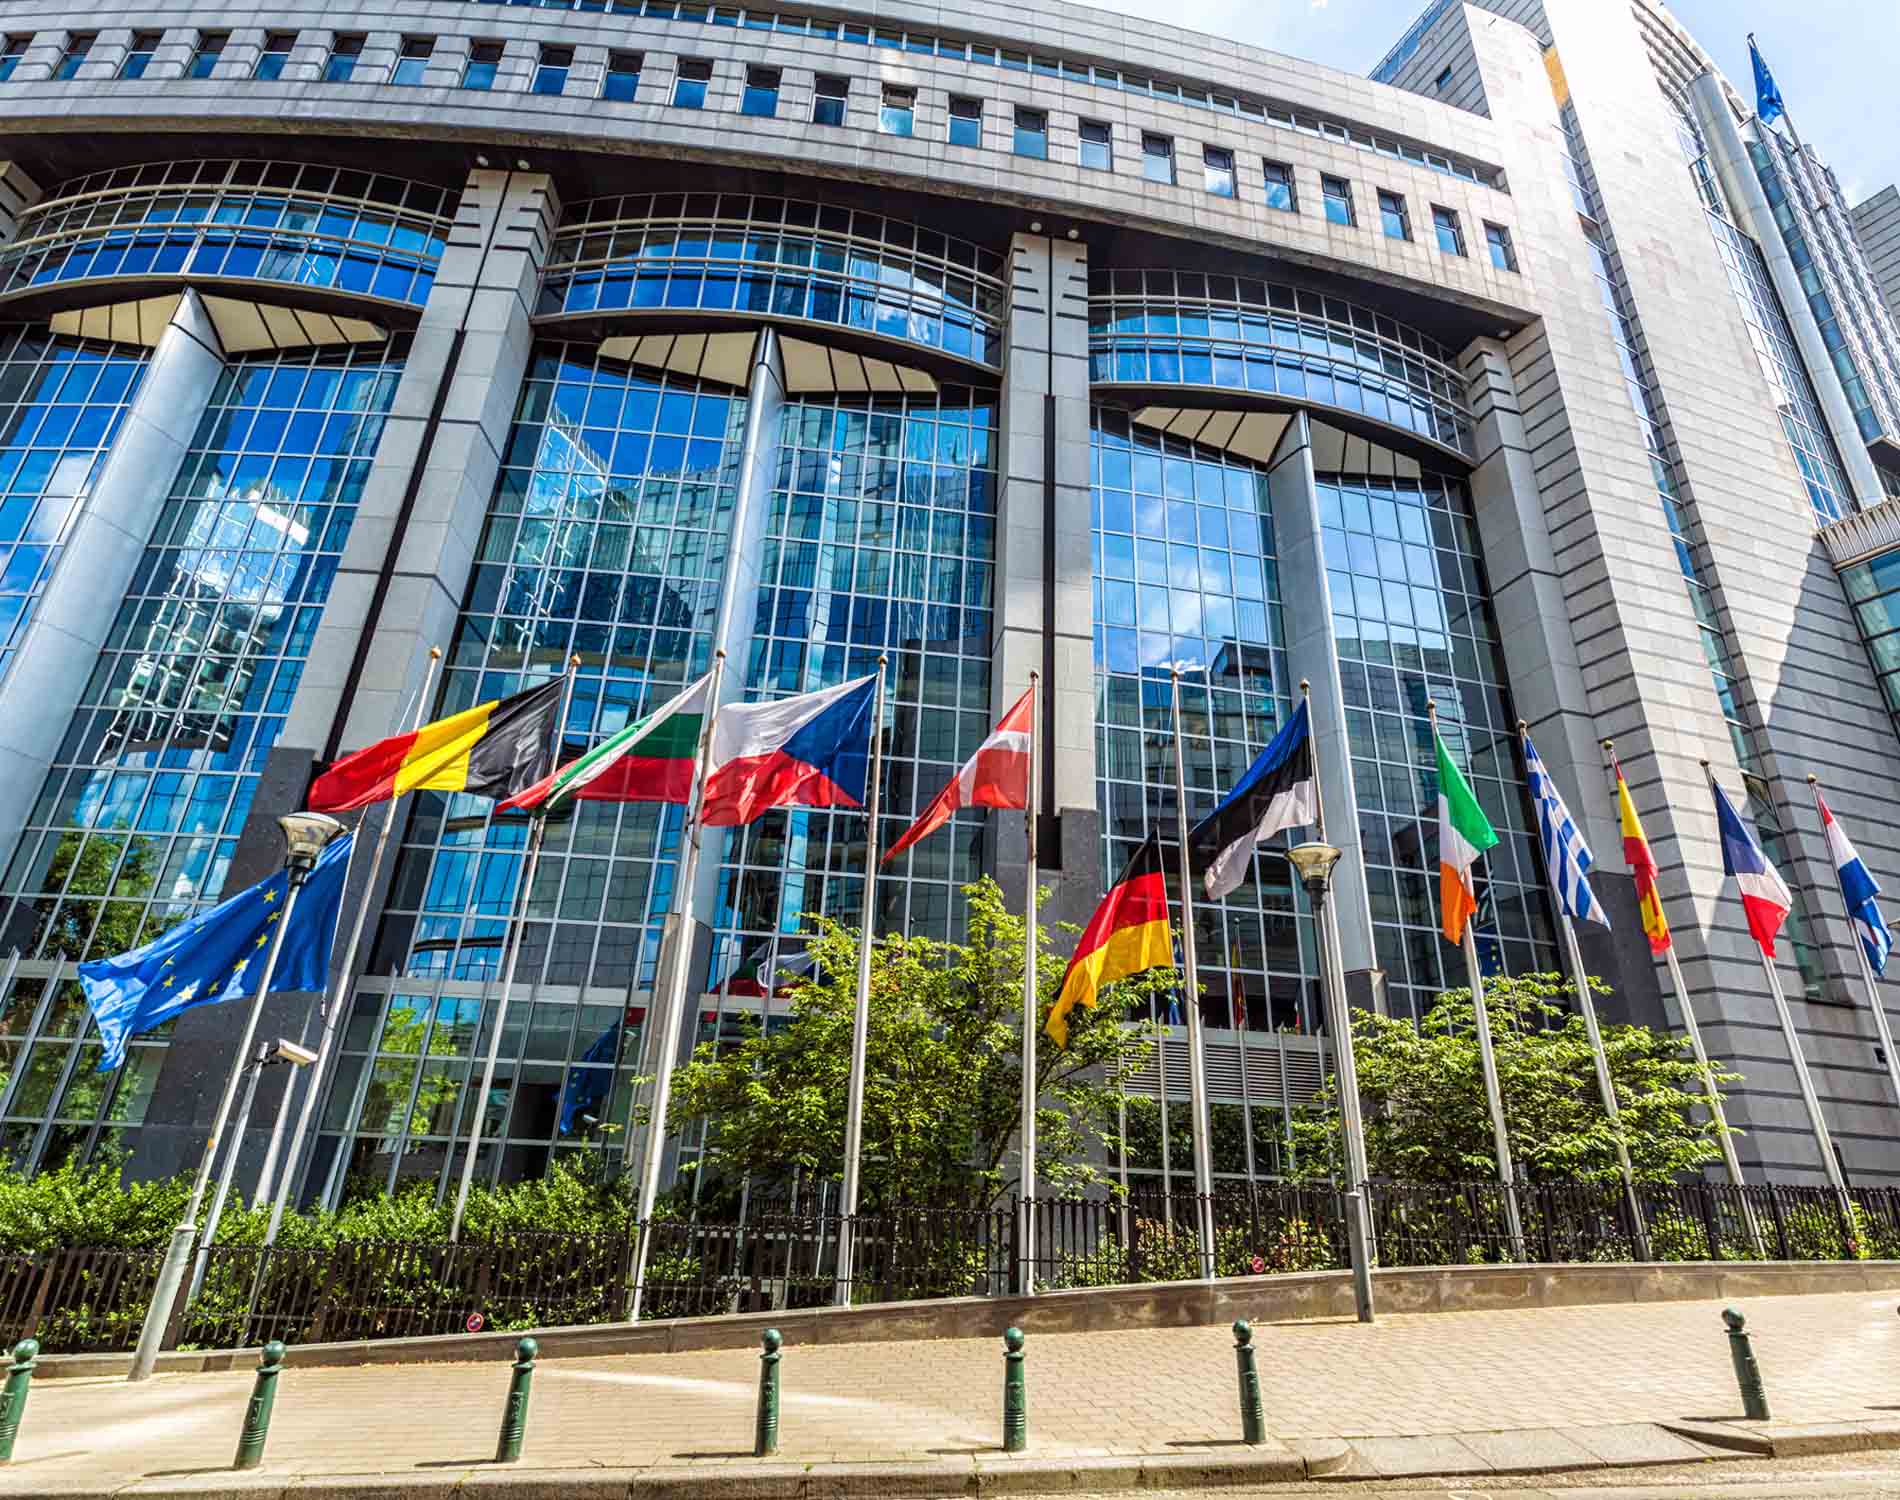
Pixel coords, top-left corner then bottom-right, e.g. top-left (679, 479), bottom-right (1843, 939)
top-left (1285, 839), bottom-right (1375, 1323)
top-left (127, 812), bottom-right (345, 1382)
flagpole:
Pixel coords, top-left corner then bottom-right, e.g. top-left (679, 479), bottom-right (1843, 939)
top-left (1167, 668), bottom-right (1216, 1281)
top-left (449, 654), bottom-right (581, 1243)
top-left (834, 655), bottom-right (888, 1307)
top-left (625, 649), bottom-right (728, 1320)
top-left (1519, 723), bottom-right (1649, 1259)
top-left (1703, 759), bottom-right (1849, 1200)
top-left (1019, 669), bottom-right (1040, 1296)
top-left (1809, 774), bottom-right (1900, 1112)
top-left (1429, 699), bottom-right (1524, 1260)
top-left (1232, 953), bottom-right (1256, 1190)
top-left (260, 647), bottom-right (443, 1241)
top-left (127, 814), bottom-right (345, 1382)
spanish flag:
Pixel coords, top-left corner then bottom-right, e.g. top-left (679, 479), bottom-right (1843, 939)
top-left (1614, 757), bottom-right (1671, 954)
top-left (1045, 835), bottom-right (1174, 1048)
top-left (309, 680), bottom-right (563, 813)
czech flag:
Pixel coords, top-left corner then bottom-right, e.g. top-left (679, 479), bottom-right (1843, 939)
top-left (1045, 835), bottom-right (1174, 1048)
top-left (309, 679), bottom-right (562, 813)
top-left (883, 685), bottom-right (1033, 862)
top-left (1711, 776), bottom-right (1794, 959)
top-left (1816, 788), bottom-right (1892, 975)
top-left (700, 675), bottom-right (877, 826)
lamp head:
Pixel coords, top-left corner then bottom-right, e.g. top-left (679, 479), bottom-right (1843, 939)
top-left (278, 811), bottom-right (345, 871)
top-left (1285, 841), bottom-right (1343, 891)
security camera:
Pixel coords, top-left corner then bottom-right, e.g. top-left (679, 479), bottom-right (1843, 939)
top-left (271, 1039), bottom-right (319, 1067)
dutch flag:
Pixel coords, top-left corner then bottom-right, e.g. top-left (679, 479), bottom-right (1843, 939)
top-left (1816, 789), bottom-right (1893, 976)
top-left (1711, 776), bottom-right (1794, 960)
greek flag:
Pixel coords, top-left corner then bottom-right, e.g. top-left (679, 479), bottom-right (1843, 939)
top-left (1522, 730), bottom-right (1609, 929)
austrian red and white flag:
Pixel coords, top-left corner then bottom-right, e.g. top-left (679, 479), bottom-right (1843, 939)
top-left (883, 687), bottom-right (1034, 862)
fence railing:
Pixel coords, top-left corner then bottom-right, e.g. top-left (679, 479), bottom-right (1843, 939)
top-left (7, 1178), bottom-right (1896, 1356)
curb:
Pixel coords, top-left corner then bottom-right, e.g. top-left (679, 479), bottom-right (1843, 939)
top-left (5, 1444), bottom-right (1351, 1499)
top-left (1659, 1419), bottom-right (1900, 1459)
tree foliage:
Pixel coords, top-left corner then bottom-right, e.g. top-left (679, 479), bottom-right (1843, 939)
top-left (669, 876), bottom-right (1174, 1208)
top-left (1288, 972), bottom-right (1740, 1184)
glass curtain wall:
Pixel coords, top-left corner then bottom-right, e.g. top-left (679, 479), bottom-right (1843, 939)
top-left (1320, 468), bottom-right (1558, 1020)
top-left (321, 342), bottom-right (745, 1204)
top-left (0, 336), bottom-right (407, 1169)
top-left (1090, 408), bottom-right (1305, 1190)
top-left (685, 387), bottom-right (997, 1197)
top-left (0, 329), bottom-right (149, 682)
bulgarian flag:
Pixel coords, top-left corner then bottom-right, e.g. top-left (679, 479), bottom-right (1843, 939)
top-left (1434, 726), bottom-right (1498, 944)
top-left (500, 673), bottom-right (713, 813)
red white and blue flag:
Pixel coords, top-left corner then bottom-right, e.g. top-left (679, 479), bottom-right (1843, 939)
top-left (883, 685), bottom-right (1033, 862)
top-left (1817, 789), bottom-right (1893, 975)
top-left (700, 676), bottom-right (877, 826)
top-left (1712, 777), bottom-right (1794, 959)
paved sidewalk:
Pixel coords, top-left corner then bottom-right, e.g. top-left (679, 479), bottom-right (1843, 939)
top-left (4, 1290), bottom-right (1897, 1494)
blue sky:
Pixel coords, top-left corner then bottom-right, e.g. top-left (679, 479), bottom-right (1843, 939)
top-left (1097, 0), bottom-right (1899, 206)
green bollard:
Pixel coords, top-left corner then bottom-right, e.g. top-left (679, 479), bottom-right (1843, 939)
top-left (232, 1340), bottom-right (286, 1470)
top-left (1002, 1327), bottom-right (1027, 1453)
top-left (1722, 1308), bottom-right (1770, 1421)
top-left (495, 1337), bottom-right (538, 1463)
top-left (755, 1329), bottom-right (782, 1457)
top-left (1233, 1320), bottom-right (1266, 1446)
top-left (0, 1339), bottom-right (39, 1464)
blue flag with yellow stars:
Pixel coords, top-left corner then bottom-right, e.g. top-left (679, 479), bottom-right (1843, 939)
top-left (79, 833), bottom-right (354, 1070)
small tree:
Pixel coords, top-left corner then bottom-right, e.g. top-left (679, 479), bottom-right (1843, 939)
top-left (1288, 972), bottom-right (1740, 1184)
top-left (669, 876), bottom-right (1176, 1208)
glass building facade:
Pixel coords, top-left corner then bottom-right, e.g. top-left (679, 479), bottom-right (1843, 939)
top-left (0, 335), bottom-right (407, 1171)
top-left (0, 330), bottom-right (148, 683)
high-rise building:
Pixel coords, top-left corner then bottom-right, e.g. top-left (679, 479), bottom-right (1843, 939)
top-left (0, 0), bottom-right (1898, 1204)
top-left (1854, 187), bottom-right (1900, 329)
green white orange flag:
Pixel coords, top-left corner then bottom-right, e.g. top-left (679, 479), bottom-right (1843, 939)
top-left (500, 673), bottom-right (712, 813)
top-left (1434, 727), bottom-right (1498, 944)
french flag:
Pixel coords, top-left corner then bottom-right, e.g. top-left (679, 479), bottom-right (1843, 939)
top-left (1817, 789), bottom-right (1893, 975)
top-left (883, 686), bottom-right (1033, 862)
top-left (1712, 776), bottom-right (1794, 959)
top-left (699, 675), bottom-right (877, 826)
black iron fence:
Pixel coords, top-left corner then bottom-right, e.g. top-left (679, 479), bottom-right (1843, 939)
top-left (7, 1178), bottom-right (1898, 1356)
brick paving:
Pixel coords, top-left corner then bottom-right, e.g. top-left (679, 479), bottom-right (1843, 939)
top-left (3, 1290), bottom-right (1896, 1490)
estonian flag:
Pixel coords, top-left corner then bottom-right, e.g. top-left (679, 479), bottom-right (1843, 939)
top-left (1188, 700), bottom-right (1317, 900)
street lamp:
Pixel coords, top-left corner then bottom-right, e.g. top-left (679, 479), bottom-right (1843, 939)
top-left (128, 812), bottom-right (345, 1382)
top-left (1286, 840), bottom-right (1376, 1323)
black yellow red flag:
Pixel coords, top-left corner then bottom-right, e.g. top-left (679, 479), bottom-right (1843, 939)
top-left (1045, 834), bottom-right (1173, 1047)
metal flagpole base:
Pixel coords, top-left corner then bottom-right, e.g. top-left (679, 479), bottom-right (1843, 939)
top-left (129, 1222), bottom-right (197, 1382)
top-left (1344, 1189), bottom-right (1375, 1323)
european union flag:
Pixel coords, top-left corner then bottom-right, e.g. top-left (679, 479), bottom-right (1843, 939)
top-left (558, 1019), bottom-right (622, 1135)
top-left (79, 833), bottom-right (354, 1070)
top-left (1749, 34), bottom-right (1785, 125)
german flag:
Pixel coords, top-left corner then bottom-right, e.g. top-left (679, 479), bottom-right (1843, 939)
top-left (1045, 835), bottom-right (1174, 1047)
top-left (309, 680), bottom-right (563, 813)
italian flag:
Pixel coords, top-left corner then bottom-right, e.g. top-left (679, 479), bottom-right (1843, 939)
top-left (1434, 727), bottom-right (1499, 944)
top-left (500, 673), bottom-right (712, 812)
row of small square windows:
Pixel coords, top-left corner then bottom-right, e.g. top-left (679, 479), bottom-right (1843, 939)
top-left (0, 20), bottom-right (1505, 194)
top-left (0, 32), bottom-right (1520, 274)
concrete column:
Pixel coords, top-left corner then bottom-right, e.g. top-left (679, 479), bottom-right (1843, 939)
top-left (0, 162), bottom-right (42, 247)
top-left (1689, 72), bottom-right (1884, 509)
top-left (992, 231), bottom-right (1099, 929)
top-left (0, 290), bottom-right (225, 878)
top-left (1265, 413), bottom-right (1379, 996)
top-left (285, 168), bottom-right (560, 762)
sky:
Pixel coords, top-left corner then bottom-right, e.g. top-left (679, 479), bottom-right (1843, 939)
top-left (1092, 0), bottom-right (1900, 207)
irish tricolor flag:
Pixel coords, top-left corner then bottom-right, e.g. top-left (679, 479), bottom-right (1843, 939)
top-left (500, 673), bottom-right (712, 812)
top-left (1434, 727), bottom-right (1498, 944)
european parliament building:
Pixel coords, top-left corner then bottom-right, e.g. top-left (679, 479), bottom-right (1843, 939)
top-left (0, 0), bottom-right (1898, 1205)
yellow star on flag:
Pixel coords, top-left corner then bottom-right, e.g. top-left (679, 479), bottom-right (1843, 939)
top-left (262, 889), bottom-right (276, 904)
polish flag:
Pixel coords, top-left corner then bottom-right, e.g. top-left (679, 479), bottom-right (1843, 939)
top-left (699, 676), bottom-right (877, 826)
top-left (884, 687), bottom-right (1034, 862)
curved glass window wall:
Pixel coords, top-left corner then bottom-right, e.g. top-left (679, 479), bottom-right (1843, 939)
top-left (1088, 270), bottom-right (1474, 459)
top-left (0, 162), bottom-right (455, 311)
top-left (0, 329), bottom-right (149, 684)
top-left (540, 195), bottom-right (1007, 369)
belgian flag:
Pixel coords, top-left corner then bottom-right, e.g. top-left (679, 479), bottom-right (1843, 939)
top-left (309, 679), bottom-right (563, 813)
top-left (1045, 835), bottom-right (1174, 1047)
